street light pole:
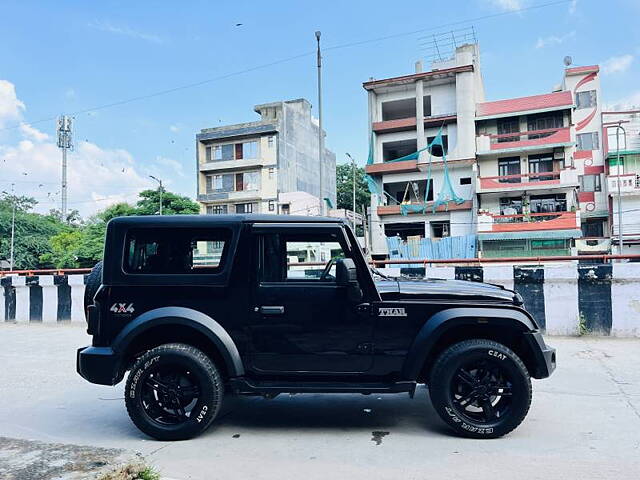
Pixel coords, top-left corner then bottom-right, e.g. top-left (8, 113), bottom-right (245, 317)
top-left (315, 30), bottom-right (325, 216)
top-left (149, 175), bottom-right (163, 215)
top-left (615, 123), bottom-right (626, 255)
top-left (346, 153), bottom-right (356, 230)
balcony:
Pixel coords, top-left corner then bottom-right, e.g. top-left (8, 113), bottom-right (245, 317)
top-left (477, 211), bottom-right (579, 233)
top-left (477, 169), bottom-right (579, 194)
top-left (372, 113), bottom-right (457, 134)
top-left (365, 160), bottom-right (419, 175)
top-left (197, 190), bottom-right (262, 203)
top-left (608, 174), bottom-right (640, 196)
top-left (377, 200), bottom-right (473, 216)
top-left (199, 157), bottom-right (267, 172)
top-left (476, 127), bottom-right (572, 155)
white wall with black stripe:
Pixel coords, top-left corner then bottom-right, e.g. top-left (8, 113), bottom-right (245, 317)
top-left (1, 266), bottom-right (639, 337)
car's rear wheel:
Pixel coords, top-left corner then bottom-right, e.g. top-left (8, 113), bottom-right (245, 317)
top-left (125, 343), bottom-right (223, 440)
top-left (428, 339), bottom-right (531, 439)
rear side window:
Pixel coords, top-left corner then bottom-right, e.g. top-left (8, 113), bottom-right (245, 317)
top-left (124, 228), bottom-right (230, 274)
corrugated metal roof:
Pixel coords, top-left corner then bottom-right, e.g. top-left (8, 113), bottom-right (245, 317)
top-left (478, 229), bottom-right (582, 241)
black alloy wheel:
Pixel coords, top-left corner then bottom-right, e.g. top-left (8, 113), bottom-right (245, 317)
top-left (125, 343), bottom-right (223, 441)
top-left (429, 339), bottom-right (532, 439)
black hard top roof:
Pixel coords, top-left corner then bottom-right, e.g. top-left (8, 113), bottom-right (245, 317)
top-left (109, 214), bottom-right (345, 226)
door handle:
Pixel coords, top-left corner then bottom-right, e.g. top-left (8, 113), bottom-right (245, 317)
top-left (259, 306), bottom-right (285, 315)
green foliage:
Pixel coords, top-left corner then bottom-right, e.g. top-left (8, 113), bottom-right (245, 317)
top-left (1, 188), bottom-right (200, 270)
top-left (336, 163), bottom-right (369, 214)
top-left (135, 189), bottom-right (200, 216)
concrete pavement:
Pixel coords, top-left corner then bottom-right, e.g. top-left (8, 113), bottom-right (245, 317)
top-left (0, 323), bottom-right (639, 479)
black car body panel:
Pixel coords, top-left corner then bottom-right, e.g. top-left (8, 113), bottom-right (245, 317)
top-left (77, 214), bottom-right (556, 391)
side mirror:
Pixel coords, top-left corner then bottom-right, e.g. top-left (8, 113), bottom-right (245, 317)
top-left (336, 258), bottom-right (363, 302)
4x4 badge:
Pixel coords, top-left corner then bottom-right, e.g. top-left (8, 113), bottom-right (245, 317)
top-left (110, 303), bottom-right (135, 314)
top-left (378, 307), bottom-right (407, 317)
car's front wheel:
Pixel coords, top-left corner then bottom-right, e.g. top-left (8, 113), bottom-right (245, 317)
top-left (428, 339), bottom-right (532, 439)
top-left (125, 343), bottom-right (223, 440)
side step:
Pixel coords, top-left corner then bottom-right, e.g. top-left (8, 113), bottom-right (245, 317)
top-left (229, 378), bottom-right (417, 396)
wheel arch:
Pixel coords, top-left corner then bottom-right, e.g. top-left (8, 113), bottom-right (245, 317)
top-left (112, 307), bottom-right (244, 382)
top-left (402, 307), bottom-right (539, 382)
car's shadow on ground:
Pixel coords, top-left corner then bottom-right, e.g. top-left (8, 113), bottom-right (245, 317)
top-left (205, 389), bottom-right (451, 437)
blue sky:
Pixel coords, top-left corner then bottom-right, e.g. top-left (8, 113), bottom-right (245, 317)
top-left (1, 0), bottom-right (639, 215)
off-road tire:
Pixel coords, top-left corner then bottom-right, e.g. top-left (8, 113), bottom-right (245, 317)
top-left (125, 343), bottom-right (224, 441)
top-left (83, 261), bottom-right (103, 315)
top-left (428, 339), bottom-right (532, 439)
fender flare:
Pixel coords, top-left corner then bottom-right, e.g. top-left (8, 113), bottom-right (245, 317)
top-left (112, 306), bottom-right (245, 377)
top-left (401, 307), bottom-right (536, 380)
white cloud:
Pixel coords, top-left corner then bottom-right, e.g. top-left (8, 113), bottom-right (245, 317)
top-left (535, 31), bottom-right (575, 49)
top-left (489, 0), bottom-right (523, 11)
top-left (0, 79), bottom-right (157, 216)
top-left (605, 91), bottom-right (640, 111)
top-left (169, 125), bottom-right (180, 133)
top-left (88, 21), bottom-right (163, 44)
top-left (569, 0), bottom-right (578, 14)
top-left (0, 80), bottom-right (25, 128)
top-left (602, 54), bottom-right (634, 75)
top-left (19, 123), bottom-right (49, 142)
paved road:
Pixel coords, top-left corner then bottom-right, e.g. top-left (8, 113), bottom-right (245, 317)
top-left (1, 323), bottom-right (639, 480)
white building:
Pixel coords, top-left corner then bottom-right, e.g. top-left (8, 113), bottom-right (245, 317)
top-left (363, 44), bottom-right (484, 258)
top-left (196, 99), bottom-right (336, 215)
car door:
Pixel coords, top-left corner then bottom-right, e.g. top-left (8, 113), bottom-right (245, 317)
top-left (247, 224), bottom-right (374, 375)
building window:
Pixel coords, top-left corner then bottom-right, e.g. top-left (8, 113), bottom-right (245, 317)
top-left (281, 203), bottom-right (290, 215)
top-left (206, 174), bottom-right (226, 193)
top-left (580, 174), bottom-right (602, 192)
top-left (498, 157), bottom-right (521, 182)
top-left (576, 90), bottom-right (597, 109)
top-left (234, 171), bottom-right (260, 192)
top-left (582, 219), bottom-right (604, 237)
top-left (527, 113), bottom-right (563, 139)
top-left (528, 153), bottom-right (555, 181)
top-left (497, 119), bottom-right (520, 143)
top-left (459, 177), bottom-right (471, 185)
top-left (206, 205), bottom-right (228, 215)
top-left (235, 203), bottom-right (253, 214)
top-left (426, 135), bottom-right (448, 157)
top-left (268, 136), bottom-right (274, 148)
top-left (499, 197), bottom-right (523, 215)
top-left (577, 132), bottom-right (599, 151)
top-left (430, 221), bottom-right (450, 238)
top-left (243, 141), bottom-right (258, 159)
top-left (529, 194), bottom-right (566, 213)
top-left (268, 200), bottom-right (275, 212)
top-left (268, 167), bottom-right (275, 178)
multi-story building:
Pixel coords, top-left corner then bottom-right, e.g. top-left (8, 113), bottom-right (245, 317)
top-left (475, 65), bottom-right (606, 257)
top-left (603, 109), bottom-right (640, 254)
top-left (196, 99), bottom-right (336, 215)
top-left (364, 44), bottom-right (484, 258)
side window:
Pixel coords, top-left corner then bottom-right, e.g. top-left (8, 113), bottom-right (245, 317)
top-left (259, 232), bottom-right (347, 282)
top-left (124, 228), bottom-right (230, 274)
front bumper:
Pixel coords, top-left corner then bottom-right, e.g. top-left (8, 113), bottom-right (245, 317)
top-left (76, 346), bottom-right (123, 386)
top-left (523, 331), bottom-right (556, 379)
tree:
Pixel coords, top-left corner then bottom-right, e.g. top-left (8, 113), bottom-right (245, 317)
top-left (335, 163), bottom-right (370, 213)
top-left (39, 230), bottom-right (83, 268)
top-left (135, 189), bottom-right (200, 216)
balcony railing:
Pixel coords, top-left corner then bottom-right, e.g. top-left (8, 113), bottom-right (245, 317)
top-left (476, 127), bottom-right (571, 153)
top-left (608, 174), bottom-right (640, 195)
top-left (479, 171), bottom-right (561, 190)
top-left (478, 211), bottom-right (579, 233)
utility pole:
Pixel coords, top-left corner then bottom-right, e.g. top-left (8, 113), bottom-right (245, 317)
top-left (346, 153), bottom-right (356, 230)
top-left (615, 123), bottom-right (626, 255)
top-left (2, 184), bottom-right (16, 270)
top-left (315, 30), bottom-right (325, 216)
top-left (56, 116), bottom-right (73, 222)
top-left (149, 176), bottom-right (164, 215)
